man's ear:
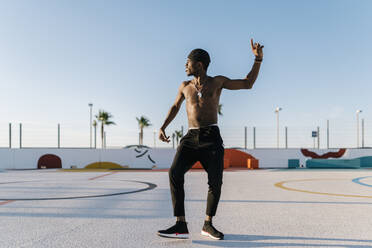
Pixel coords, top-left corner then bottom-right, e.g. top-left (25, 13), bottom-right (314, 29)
top-left (197, 61), bottom-right (204, 71)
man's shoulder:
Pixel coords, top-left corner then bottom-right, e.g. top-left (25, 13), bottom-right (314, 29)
top-left (181, 80), bottom-right (192, 88)
top-left (212, 75), bottom-right (229, 82)
top-left (211, 75), bottom-right (229, 87)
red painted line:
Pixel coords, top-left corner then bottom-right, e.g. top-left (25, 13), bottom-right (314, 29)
top-left (88, 171), bottom-right (118, 180)
top-left (117, 168), bottom-right (253, 172)
top-left (0, 200), bottom-right (15, 206)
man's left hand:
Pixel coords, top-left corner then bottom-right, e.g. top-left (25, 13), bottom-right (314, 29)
top-left (251, 39), bottom-right (264, 60)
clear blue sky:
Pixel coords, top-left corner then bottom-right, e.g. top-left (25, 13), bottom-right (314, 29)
top-left (0, 0), bottom-right (371, 148)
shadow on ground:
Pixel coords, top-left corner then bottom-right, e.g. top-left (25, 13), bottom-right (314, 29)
top-left (193, 234), bottom-right (372, 247)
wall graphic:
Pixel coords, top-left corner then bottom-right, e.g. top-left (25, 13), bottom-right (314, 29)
top-left (82, 146), bottom-right (158, 169)
top-left (192, 148), bottom-right (259, 169)
top-left (38, 154), bottom-right (62, 169)
top-left (301, 149), bottom-right (346, 159)
top-left (85, 162), bottom-right (124, 169)
top-left (2, 148), bottom-right (372, 170)
top-left (132, 146), bottom-right (156, 164)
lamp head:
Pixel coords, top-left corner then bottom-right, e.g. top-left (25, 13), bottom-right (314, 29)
top-left (275, 107), bottom-right (282, 113)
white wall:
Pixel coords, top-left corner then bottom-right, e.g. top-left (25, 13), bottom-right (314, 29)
top-left (0, 147), bottom-right (176, 170)
top-left (0, 149), bottom-right (13, 169)
top-left (2, 147), bottom-right (372, 170)
top-left (243, 149), bottom-right (305, 168)
top-left (343, 149), bottom-right (372, 159)
top-left (242, 148), bottom-right (353, 168)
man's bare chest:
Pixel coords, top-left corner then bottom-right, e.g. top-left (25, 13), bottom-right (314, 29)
top-left (184, 84), bottom-right (221, 101)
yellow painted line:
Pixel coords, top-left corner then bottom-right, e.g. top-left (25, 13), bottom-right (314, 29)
top-left (59, 169), bottom-right (111, 172)
top-left (275, 178), bottom-right (372, 199)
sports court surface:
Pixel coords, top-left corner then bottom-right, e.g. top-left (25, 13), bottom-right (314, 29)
top-left (1, 168), bottom-right (372, 248)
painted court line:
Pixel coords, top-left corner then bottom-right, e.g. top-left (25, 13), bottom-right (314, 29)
top-left (88, 171), bottom-right (118, 180)
top-left (0, 200), bottom-right (15, 206)
top-left (352, 176), bottom-right (372, 188)
top-left (275, 178), bottom-right (372, 199)
top-left (0, 171), bottom-right (119, 205)
top-left (0, 180), bottom-right (157, 201)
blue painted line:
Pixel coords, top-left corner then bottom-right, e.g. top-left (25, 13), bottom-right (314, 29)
top-left (352, 176), bottom-right (372, 188)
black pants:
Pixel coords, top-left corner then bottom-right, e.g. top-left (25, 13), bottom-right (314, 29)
top-left (169, 126), bottom-right (224, 217)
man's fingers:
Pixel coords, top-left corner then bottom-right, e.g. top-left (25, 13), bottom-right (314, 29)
top-left (159, 131), bottom-right (171, 143)
top-left (163, 135), bottom-right (170, 143)
top-left (159, 133), bottom-right (166, 141)
top-left (251, 39), bottom-right (264, 57)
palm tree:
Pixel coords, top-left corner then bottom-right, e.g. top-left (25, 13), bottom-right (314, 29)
top-left (218, 104), bottom-right (223, 116)
top-left (95, 110), bottom-right (116, 148)
top-left (174, 130), bottom-right (183, 146)
top-left (136, 116), bottom-right (151, 146)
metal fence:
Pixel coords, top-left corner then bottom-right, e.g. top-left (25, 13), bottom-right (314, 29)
top-left (0, 120), bottom-right (369, 149)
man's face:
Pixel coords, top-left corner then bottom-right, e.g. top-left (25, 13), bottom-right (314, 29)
top-left (185, 59), bottom-right (199, 76)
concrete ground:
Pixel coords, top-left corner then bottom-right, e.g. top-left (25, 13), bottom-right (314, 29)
top-left (1, 168), bottom-right (372, 248)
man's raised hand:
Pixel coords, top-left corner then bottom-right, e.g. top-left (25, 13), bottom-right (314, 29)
top-left (159, 128), bottom-right (170, 143)
top-left (250, 39), bottom-right (264, 60)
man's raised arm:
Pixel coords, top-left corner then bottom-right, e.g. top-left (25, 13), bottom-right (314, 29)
top-left (159, 82), bottom-right (186, 143)
top-left (221, 39), bottom-right (264, 90)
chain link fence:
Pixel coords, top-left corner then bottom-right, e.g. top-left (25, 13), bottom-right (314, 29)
top-left (0, 121), bottom-right (369, 149)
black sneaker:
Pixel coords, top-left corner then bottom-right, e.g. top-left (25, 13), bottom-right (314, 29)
top-left (157, 221), bottom-right (189, 239)
top-left (201, 220), bottom-right (224, 240)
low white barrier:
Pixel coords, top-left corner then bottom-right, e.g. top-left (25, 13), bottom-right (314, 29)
top-left (1, 147), bottom-right (371, 170)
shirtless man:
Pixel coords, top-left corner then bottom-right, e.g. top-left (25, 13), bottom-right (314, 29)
top-left (157, 39), bottom-right (264, 240)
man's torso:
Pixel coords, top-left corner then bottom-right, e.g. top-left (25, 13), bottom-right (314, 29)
top-left (182, 76), bottom-right (224, 128)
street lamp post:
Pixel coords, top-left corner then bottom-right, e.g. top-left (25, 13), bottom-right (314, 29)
top-left (327, 120), bottom-right (329, 149)
top-left (356, 110), bottom-right (362, 148)
top-left (93, 120), bottom-right (97, 149)
top-left (244, 126), bottom-right (247, 150)
top-left (362, 118), bottom-right (365, 148)
top-left (253, 127), bottom-right (256, 149)
top-left (9, 123), bottom-right (11, 148)
top-left (275, 107), bottom-right (282, 149)
top-left (58, 123), bottom-right (60, 148)
top-left (88, 103), bottom-right (93, 148)
top-left (19, 123), bottom-right (22, 149)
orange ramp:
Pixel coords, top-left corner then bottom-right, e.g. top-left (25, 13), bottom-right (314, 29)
top-left (192, 149), bottom-right (258, 169)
